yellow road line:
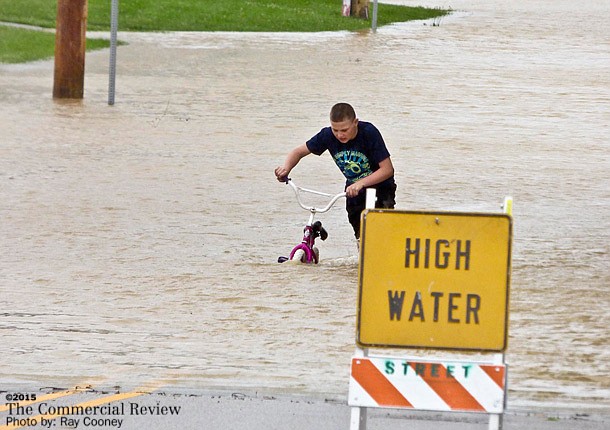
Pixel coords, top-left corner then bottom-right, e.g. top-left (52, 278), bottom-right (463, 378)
top-left (0, 380), bottom-right (165, 430)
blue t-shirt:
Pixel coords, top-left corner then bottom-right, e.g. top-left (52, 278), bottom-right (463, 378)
top-left (306, 121), bottom-right (395, 187)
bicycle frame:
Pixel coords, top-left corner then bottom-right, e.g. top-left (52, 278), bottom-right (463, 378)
top-left (278, 179), bottom-right (346, 264)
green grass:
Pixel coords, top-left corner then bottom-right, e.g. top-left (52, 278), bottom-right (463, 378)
top-left (0, 26), bottom-right (110, 64)
top-left (0, 0), bottom-right (448, 32)
top-left (0, 0), bottom-right (449, 63)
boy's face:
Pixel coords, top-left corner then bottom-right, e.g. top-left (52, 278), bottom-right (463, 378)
top-left (330, 118), bottom-right (358, 143)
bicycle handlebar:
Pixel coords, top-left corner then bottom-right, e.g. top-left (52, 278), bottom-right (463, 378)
top-left (284, 178), bottom-right (346, 213)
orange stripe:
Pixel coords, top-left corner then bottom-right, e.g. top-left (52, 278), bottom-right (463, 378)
top-left (410, 362), bottom-right (484, 411)
top-left (351, 358), bottom-right (413, 408)
top-left (480, 365), bottom-right (505, 389)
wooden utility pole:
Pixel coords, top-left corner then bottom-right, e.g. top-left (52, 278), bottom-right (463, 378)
top-left (351, 0), bottom-right (370, 19)
top-left (53, 0), bottom-right (88, 99)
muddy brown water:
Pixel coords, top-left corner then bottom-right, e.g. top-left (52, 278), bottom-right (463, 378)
top-left (1, 0), bottom-right (608, 411)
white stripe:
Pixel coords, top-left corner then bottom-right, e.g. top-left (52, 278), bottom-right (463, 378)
top-left (348, 376), bottom-right (378, 407)
top-left (453, 365), bottom-right (505, 413)
top-left (367, 357), bottom-right (451, 411)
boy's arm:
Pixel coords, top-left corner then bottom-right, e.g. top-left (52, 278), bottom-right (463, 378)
top-left (275, 143), bottom-right (311, 181)
top-left (345, 157), bottom-right (394, 197)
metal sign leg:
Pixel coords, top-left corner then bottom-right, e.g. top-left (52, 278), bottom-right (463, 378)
top-left (489, 413), bottom-right (503, 430)
top-left (350, 405), bottom-right (367, 430)
top-left (350, 346), bottom-right (369, 430)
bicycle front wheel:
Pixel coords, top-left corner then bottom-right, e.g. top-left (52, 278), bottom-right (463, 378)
top-left (291, 248), bottom-right (306, 263)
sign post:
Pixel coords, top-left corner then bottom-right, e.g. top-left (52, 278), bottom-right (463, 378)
top-left (108, 0), bottom-right (119, 105)
top-left (349, 199), bottom-right (513, 430)
top-left (371, 0), bottom-right (378, 32)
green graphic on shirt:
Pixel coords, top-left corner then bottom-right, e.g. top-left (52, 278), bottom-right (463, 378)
top-left (334, 150), bottom-right (372, 182)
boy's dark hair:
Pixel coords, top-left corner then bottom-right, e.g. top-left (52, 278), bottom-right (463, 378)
top-left (330, 103), bottom-right (356, 122)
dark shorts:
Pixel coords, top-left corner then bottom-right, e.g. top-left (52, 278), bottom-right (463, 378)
top-left (346, 182), bottom-right (396, 239)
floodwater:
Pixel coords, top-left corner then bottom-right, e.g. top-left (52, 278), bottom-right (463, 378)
top-left (1, 0), bottom-right (608, 412)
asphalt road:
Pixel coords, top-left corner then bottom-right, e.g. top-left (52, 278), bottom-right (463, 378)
top-left (1, 388), bottom-right (607, 430)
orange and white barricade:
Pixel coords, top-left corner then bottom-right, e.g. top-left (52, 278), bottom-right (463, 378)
top-left (349, 356), bottom-right (506, 413)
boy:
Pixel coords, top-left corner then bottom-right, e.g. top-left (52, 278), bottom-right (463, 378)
top-left (275, 103), bottom-right (396, 239)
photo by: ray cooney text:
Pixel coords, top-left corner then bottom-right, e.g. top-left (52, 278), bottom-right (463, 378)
top-left (4, 398), bottom-right (181, 428)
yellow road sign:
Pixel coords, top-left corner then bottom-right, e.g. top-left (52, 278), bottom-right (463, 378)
top-left (357, 210), bottom-right (512, 351)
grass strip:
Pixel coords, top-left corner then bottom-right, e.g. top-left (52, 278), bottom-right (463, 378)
top-left (0, 0), bottom-right (449, 64)
top-left (0, 0), bottom-right (448, 32)
top-left (0, 26), bottom-right (110, 64)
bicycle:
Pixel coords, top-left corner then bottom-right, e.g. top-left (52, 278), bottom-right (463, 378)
top-left (277, 178), bottom-right (346, 264)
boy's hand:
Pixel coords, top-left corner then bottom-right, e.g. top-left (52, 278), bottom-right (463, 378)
top-left (274, 166), bottom-right (289, 182)
top-left (346, 182), bottom-right (364, 198)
